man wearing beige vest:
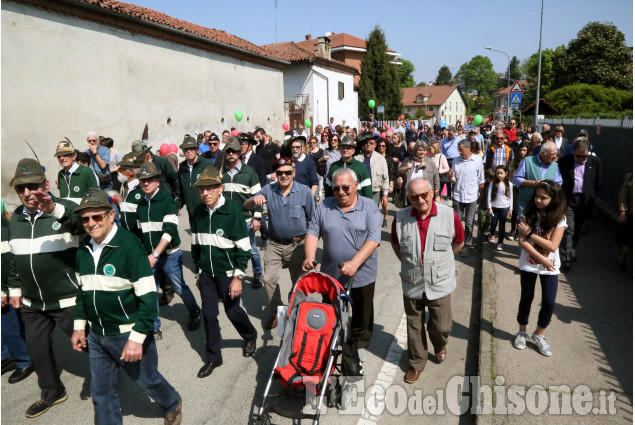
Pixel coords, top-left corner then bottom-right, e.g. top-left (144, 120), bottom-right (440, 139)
top-left (390, 178), bottom-right (464, 384)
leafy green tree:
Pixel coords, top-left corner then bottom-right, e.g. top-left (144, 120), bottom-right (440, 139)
top-left (434, 65), bottom-right (453, 85)
top-left (396, 58), bottom-right (415, 87)
top-left (544, 84), bottom-right (633, 118)
top-left (523, 47), bottom-right (558, 94)
top-left (358, 25), bottom-right (403, 118)
top-left (455, 55), bottom-right (498, 98)
top-left (416, 81), bottom-right (427, 87)
top-left (498, 56), bottom-right (523, 88)
top-left (559, 22), bottom-right (632, 90)
top-left (465, 93), bottom-right (494, 116)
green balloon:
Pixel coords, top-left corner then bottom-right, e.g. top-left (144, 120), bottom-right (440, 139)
top-left (368, 99), bottom-right (376, 109)
top-left (304, 119), bottom-right (312, 128)
top-left (473, 114), bottom-right (483, 126)
top-left (235, 110), bottom-right (243, 122)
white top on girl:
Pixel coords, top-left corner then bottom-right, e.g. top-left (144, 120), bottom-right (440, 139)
top-left (487, 181), bottom-right (514, 209)
top-left (519, 214), bottom-right (567, 275)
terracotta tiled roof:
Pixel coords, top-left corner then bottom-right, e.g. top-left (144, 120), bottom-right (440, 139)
top-left (261, 42), bottom-right (317, 62)
top-left (78, 0), bottom-right (275, 59)
top-left (297, 33), bottom-right (396, 53)
top-left (401, 86), bottom-right (456, 107)
top-left (493, 80), bottom-right (528, 96)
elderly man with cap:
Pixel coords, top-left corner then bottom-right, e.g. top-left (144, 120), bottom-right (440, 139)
top-left (132, 139), bottom-right (178, 197)
top-left (303, 167), bottom-right (382, 361)
top-left (288, 135), bottom-right (319, 196)
top-left (221, 136), bottom-right (264, 288)
top-left (70, 188), bottom-right (183, 425)
top-left (354, 131), bottom-right (390, 208)
top-left (324, 135), bottom-right (372, 199)
top-left (512, 141), bottom-right (563, 214)
top-left (391, 178), bottom-right (464, 384)
top-left (6, 159), bottom-right (85, 418)
top-left (175, 136), bottom-right (213, 224)
top-left (114, 153), bottom-right (144, 237)
top-left (55, 140), bottom-right (98, 204)
top-left (202, 133), bottom-right (224, 168)
top-left (136, 162), bottom-right (201, 340)
top-left (86, 131), bottom-right (112, 190)
top-left (238, 132), bottom-right (267, 188)
top-left (245, 158), bottom-right (314, 329)
top-left (191, 166), bottom-right (258, 378)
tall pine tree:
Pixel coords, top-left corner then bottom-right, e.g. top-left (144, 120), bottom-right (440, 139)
top-left (435, 65), bottom-right (453, 85)
top-left (358, 25), bottom-right (403, 119)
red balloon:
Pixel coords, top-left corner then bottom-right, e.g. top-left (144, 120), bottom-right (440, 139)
top-left (387, 127), bottom-right (393, 132)
top-left (160, 143), bottom-right (169, 156)
top-left (231, 130), bottom-right (239, 137)
top-left (282, 123), bottom-right (289, 131)
top-left (399, 115), bottom-right (405, 120)
top-left (383, 122), bottom-right (387, 127)
top-left (380, 132), bottom-right (386, 138)
top-left (168, 144), bottom-right (178, 154)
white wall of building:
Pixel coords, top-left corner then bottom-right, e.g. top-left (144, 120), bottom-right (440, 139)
top-left (311, 65), bottom-right (358, 129)
top-left (440, 89), bottom-right (467, 126)
top-left (1, 2), bottom-right (285, 202)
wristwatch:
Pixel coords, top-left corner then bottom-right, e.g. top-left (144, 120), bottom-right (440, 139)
top-left (152, 251), bottom-right (160, 258)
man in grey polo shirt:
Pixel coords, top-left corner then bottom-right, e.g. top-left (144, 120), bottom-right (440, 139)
top-left (448, 139), bottom-right (484, 257)
top-left (303, 167), bottom-right (382, 361)
top-left (245, 157), bottom-right (314, 330)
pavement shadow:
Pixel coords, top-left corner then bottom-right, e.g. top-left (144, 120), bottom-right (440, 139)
top-left (51, 326), bottom-right (92, 399)
top-left (158, 302), bottom-right (206, 360)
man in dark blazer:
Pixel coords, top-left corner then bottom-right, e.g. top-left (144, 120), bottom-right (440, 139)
top-left (558, 137), bottom-right (602, 271)
top-left (202, 133), bottom-right (224, 169)
top-left (238, 133), bottom-right (267, 188)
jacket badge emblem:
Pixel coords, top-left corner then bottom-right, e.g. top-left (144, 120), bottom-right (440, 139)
top-left (52, 222), bottom-right (61, 230)
top-left (135, 193), bottom-right (141, 200)
top-left (73, 186), bottom-right (80, 192)
top-left (216, 229), bottom-right (224, 237)
top-left (103, 264), bottom-right (116, 276)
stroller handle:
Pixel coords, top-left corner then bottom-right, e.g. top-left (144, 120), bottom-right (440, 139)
top-left (337, 263), bottom-right (355, 292)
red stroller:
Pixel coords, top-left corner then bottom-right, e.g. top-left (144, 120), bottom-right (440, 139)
top-left (255, 270), bottom-right (358, 425)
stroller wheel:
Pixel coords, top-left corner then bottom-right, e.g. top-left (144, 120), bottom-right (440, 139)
top-left (256, 414), bottom-right (271, 425)
top-left (327, 382), bottom-right (340, 408)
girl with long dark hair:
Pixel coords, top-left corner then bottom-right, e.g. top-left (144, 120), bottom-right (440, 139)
top-left (487, 165), bottom-right (513, 250)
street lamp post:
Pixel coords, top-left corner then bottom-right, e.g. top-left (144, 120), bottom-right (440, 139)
top-left (485, 46), bottom-right (511, 122)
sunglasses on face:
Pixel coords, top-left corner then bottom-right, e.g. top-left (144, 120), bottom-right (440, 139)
top-left (333, 185), bottom-right (352, 193)
top-left (291, 145), bottom-right (303, 150)
top-left (209, 142), bottom-right (219, 146)
top-left (81, 211), bottom-right (109, 225)
top-left (225, 149), bottom-right (238, 154)
top-left (276, 170), bottom-right (293, 176)
top-left (15, 183), bottom-right (41, 193)
top-left (408, 191), bottom-right (431, 201)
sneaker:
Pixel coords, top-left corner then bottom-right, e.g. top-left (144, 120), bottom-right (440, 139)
top-left (488, 235), bottom-right (496, 243)
top-left (252, 273), bottom-right (263, 289)
top-left (506, 232), bottom-right (516, 241)
top-left (154, 330), bottom-right (163, 341)
top-left (531, 333), bottom-right (553, 357)
top-left (357, 348), bottom-right (367, 362)
top-left (496, 243), bottom-right (503, 251)
top-left (25, 391), bottom-right (68, 418)
top-left (514, 234), bottom-right (519, 241)
top-left (513, 331), bottom-right (529, 350)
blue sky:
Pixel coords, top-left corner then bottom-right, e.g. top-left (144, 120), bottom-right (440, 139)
top-left (127, 0), bottom-right (633, 84)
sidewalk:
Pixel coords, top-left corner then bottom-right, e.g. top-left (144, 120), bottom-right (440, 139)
top-left (478, 217), bottom-right (633, 424)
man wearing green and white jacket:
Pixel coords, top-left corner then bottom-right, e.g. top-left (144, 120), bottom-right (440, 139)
top-left (70, 188), bottom-right (182, 425)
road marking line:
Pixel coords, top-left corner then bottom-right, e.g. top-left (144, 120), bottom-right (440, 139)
top-left (357, 313), bottom-right (408, 424)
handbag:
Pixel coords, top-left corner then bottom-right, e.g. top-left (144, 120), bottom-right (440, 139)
top-left (436, 155), bottom-right (449, 183)
top-left (91, 160), bottom-right (112, 186)
top-left (394, 189), bottom-right (406, 208)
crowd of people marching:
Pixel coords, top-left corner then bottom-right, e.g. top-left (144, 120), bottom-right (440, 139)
top-left (1, 114), bottom-right (630, 423)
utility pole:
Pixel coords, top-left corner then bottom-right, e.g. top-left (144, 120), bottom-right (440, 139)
top-left (534, 0), bottom-right (545, 126)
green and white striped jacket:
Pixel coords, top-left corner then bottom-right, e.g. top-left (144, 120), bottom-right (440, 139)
top-left (119, 179), bottom-right (144, 237)
top-left (74, 225), bottom-right (157, 343)
top-left (190, 196), bottom-right (250, 278)
top-left (136, 188), bottom-right (180, 255)
top-left (57, 163), bottom-right (99, 204)
top-left (7, 197), bottom-right (84, 310)
top-left (222, 163), bottom-right (262, 221)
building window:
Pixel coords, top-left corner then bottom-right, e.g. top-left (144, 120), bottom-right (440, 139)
top-left (456, 102), bottom-right (458, 111)
top-left (407, 108), bottom-right (411, 112)
top-left (338, 82), bottom-right (344, 100)
top-left (449, 103), bottom-right (452, 112)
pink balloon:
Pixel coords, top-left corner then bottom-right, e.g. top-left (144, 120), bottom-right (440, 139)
top-left (387, 127), bottom-right (393, 132)
top-left (168, 144), bottom-right (178, 154)
top-left (399, 115), bottom-right (405, 120)
top-left (160, 143), bottom-right (169, 156)
top-left (380, 132), bottom-right (386, 138)
top-left (383, 122), bottom-right (387, 127)
top-left (231, 130), bottom-right (239, 137)
top-left (282, 123), bottom-right (289, 131)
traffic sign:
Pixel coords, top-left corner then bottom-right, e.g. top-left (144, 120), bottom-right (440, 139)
top-left (510, 81), bottom-right (524, 93)
top-left (511, 93), bottom-right (522, 104)
top-left (377, 105), bottom-right (385, 113)
top-left (502, 106), bottom-right (507, 112)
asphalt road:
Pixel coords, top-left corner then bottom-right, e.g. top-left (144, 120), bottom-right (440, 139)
top-left (1, 203), bottom-right (481, 425)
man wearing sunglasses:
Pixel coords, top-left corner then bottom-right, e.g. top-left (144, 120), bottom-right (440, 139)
top-left (221, 136), bottom-right (264, 289)
top-left (70, 188), bottom-right (183, 425)
top-left (6, 158), bottom-right (85, 418)
top-left (484, 130), bottom-right (513, 170)
top-left (136, 162), bottom-right (202, 340)
top-left (55, 140), bottom-right (98, 205)
top-left (202, 133), bottom-right (224, 168)
top-left (557, 137), bottom-right (602, 272)
top-left (303, 167), bottom-right (382, 362)
top-left (391, 178), bottom-right (464, 384)
top-left (175, 137), bottom-right (213, 227)
top-left (245, 158), bottom-right (314, 330)
top-left (324, 135), bottom-right (372, 199)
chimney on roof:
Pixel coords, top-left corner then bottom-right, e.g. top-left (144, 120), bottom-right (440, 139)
top-left (317, 36), bottom-right (331, 60)
top-left (325, 32), bottom-right (333, 36)
top-left (305, 34), bottom-right (311, 40)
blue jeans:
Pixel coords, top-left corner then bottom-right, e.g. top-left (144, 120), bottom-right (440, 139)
top-left (490, 207), bottom-right (509, 244)
top-left (1, 305), bottom-right (31, 368)
top-left (88, 330), bottom-right (180, 424)
top-left (152, 250), bottom-right (200, 331)
top-left (247, 220), bottom-right (263, 275)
